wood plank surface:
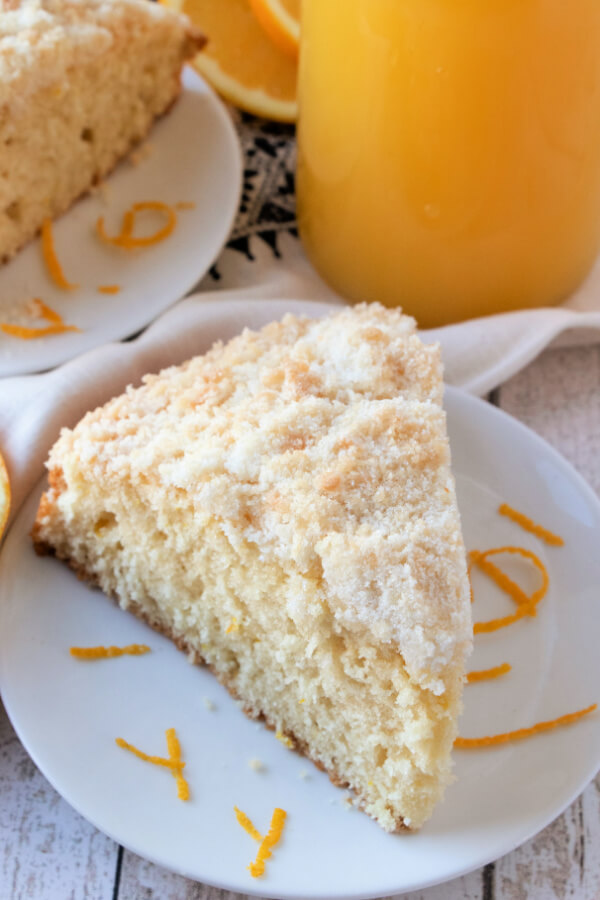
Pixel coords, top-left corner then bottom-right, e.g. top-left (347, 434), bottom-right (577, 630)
top-left (0, 701), bottom-right (117, 900)
top-left (2, 343), bottom-right (600, 900)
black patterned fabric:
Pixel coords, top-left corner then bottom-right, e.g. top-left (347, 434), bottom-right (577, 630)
top-left (208, 113), bottom-right (298, 281)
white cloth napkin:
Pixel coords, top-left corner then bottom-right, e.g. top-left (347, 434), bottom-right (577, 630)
top-left (3, 177), bottom-right (600, 529)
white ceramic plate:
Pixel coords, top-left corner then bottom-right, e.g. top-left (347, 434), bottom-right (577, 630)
top-left (1, 388), bottom-right (599, 899)
top-left (0, 68), bottom-right (242, 377)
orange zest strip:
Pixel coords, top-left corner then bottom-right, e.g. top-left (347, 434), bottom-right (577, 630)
top-left (115, 737), bottom-right (184, 771)
top-left (467, 663), bottom-right (512, 683)
top-left (470, 546), bottom-right (549, 634)
top-left (175, 202), bottom-right (196, 210)
top-left (455, 703), bottom-right (597, 748)
top-left (1, 322), bottom-right (80, 339)
top-left (225, 616), bottom-right (238, 634)
top-left (97, 285), bottom-right (121, 294)
top-left (1, 298), bottom-right (80, 340)
top-left (498, 503), bottom-right (564, 547)
top-left (166, 727), bottom-right (190, 801)
top-left (70, 643), bottom-right (150, 659)
top-left (41, 218), bottom-right (79, 289)
top-left (234, 806), bottom-right (263, 842)
top-left (35, 299), bottom-right (63, 323)
top-left (248, 808), bottom-right (287, 878)
top-left (96, 201), bottom-right (177, 249)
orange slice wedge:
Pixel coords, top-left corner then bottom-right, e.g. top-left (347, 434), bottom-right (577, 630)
top-left (0, 450), bottom-right (10, 541)
top-left (249, 0), bottom-right (300, 60)
top-left (163, 0), bottom-right (298, 122)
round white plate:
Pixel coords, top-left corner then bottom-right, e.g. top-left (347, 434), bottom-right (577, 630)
top-left (1, 388), bottom-right (600, 899)
top-left (0, 68), bottom-right (242, 377)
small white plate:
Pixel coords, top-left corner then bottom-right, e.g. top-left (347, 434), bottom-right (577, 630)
top-left (0, 68), bottom-right (242, 377)
top-left (1, 387), bottom-right (600, 899)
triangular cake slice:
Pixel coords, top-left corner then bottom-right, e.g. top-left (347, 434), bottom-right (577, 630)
top-left (0, 0), bottom-right (203, 262)
top-left (32, 304), bottom-right (472, 831)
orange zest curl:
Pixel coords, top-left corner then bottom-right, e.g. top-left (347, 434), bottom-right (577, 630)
top-left (41, 218), bottom-right (79, 289)
top-left (248, 808), bottom-right (287, 878)
top-left (166, 727), bottom-right (190, 801)
top-left (467, 662), bottom-right (512, 683)
top-left (455, 704), bottom-right (597, 748)
top-left (1, 299), bottom-right (80, 340)
top-left (97, 284), bottom-right (121, 294)
top-left (97, 201), bottom-right (177, 249)
top-left (234, 806), bottom-right (263, 842)
top-left (498, 503), bottom-right (564, 546)
top-left (225, 616), bottom-right (239, 634)
top-left (70, 643), bottom-right (150, 659)
top-left (470, 546), bottom-right (549, 634)
top-left (115, 737), bottom-right (185, 772)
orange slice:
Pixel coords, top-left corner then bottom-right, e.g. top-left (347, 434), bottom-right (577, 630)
top-left (249, 0), bottom-right (300, 59)
top-left (162, 0), bottom-right (297, 121)
top-left (0, 450), bottom-right (10, 541)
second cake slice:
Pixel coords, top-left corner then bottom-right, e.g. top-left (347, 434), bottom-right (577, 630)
top-left (0, 0), bottom-right (203, 261)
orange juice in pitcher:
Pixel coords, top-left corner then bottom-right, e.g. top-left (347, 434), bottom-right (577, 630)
top-left (296, 0), bottom-right (600, 327)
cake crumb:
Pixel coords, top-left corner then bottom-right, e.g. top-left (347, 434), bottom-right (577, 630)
top-left (275, 730), bottom-right (295, 750)
top-left (90, 181), bottom-right (112, 204)
top-left (298, 769), bottom-right (309, 780)
top-left (342, 793), bottom-right (354, 810)
top-left (202, 697), bottom-right (215, 711)
top-left (248, 758), bottom-right (264, 772)
top-left (129, 142), bottom-right (153, 167)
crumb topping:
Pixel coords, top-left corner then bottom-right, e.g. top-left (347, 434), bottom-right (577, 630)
top-left (46, 304), bottom-right (472, 694)
top-left (0, 0), bottom-right (196, 109)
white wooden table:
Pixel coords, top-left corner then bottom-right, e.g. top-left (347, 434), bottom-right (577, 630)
top-left (2, 341), bottom-right (599, 900)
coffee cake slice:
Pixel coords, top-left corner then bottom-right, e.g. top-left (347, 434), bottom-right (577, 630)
top-left (32, 304), bottom-right (472, 831)
top-left (0, 0), bottom-right (203, 262)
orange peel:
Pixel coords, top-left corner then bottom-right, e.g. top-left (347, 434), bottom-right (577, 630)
top-left (41, 218), bottom-right (79, 290)
top-left (249, 0), bottom-right (300, 59)
top-left (466, 663), bottom-right (512, 683)
top-left (97, 201), bottom-right (177, 249)
top-left (498, 503), bottom-right (564, 546)
top-left (455, 704), bottom-right (597, 748)
top-left (161, 0), bottom-right (297, 122)
top-left (70, 644), bottom-right (150, 660)
top-left (470, 546), bottom-right (549, 633)
top-left (248, 807), bottom-right (287, 878)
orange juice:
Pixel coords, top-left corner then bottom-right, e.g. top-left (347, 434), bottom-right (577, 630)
top-left (296, 0), bottom-right (600, 327)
